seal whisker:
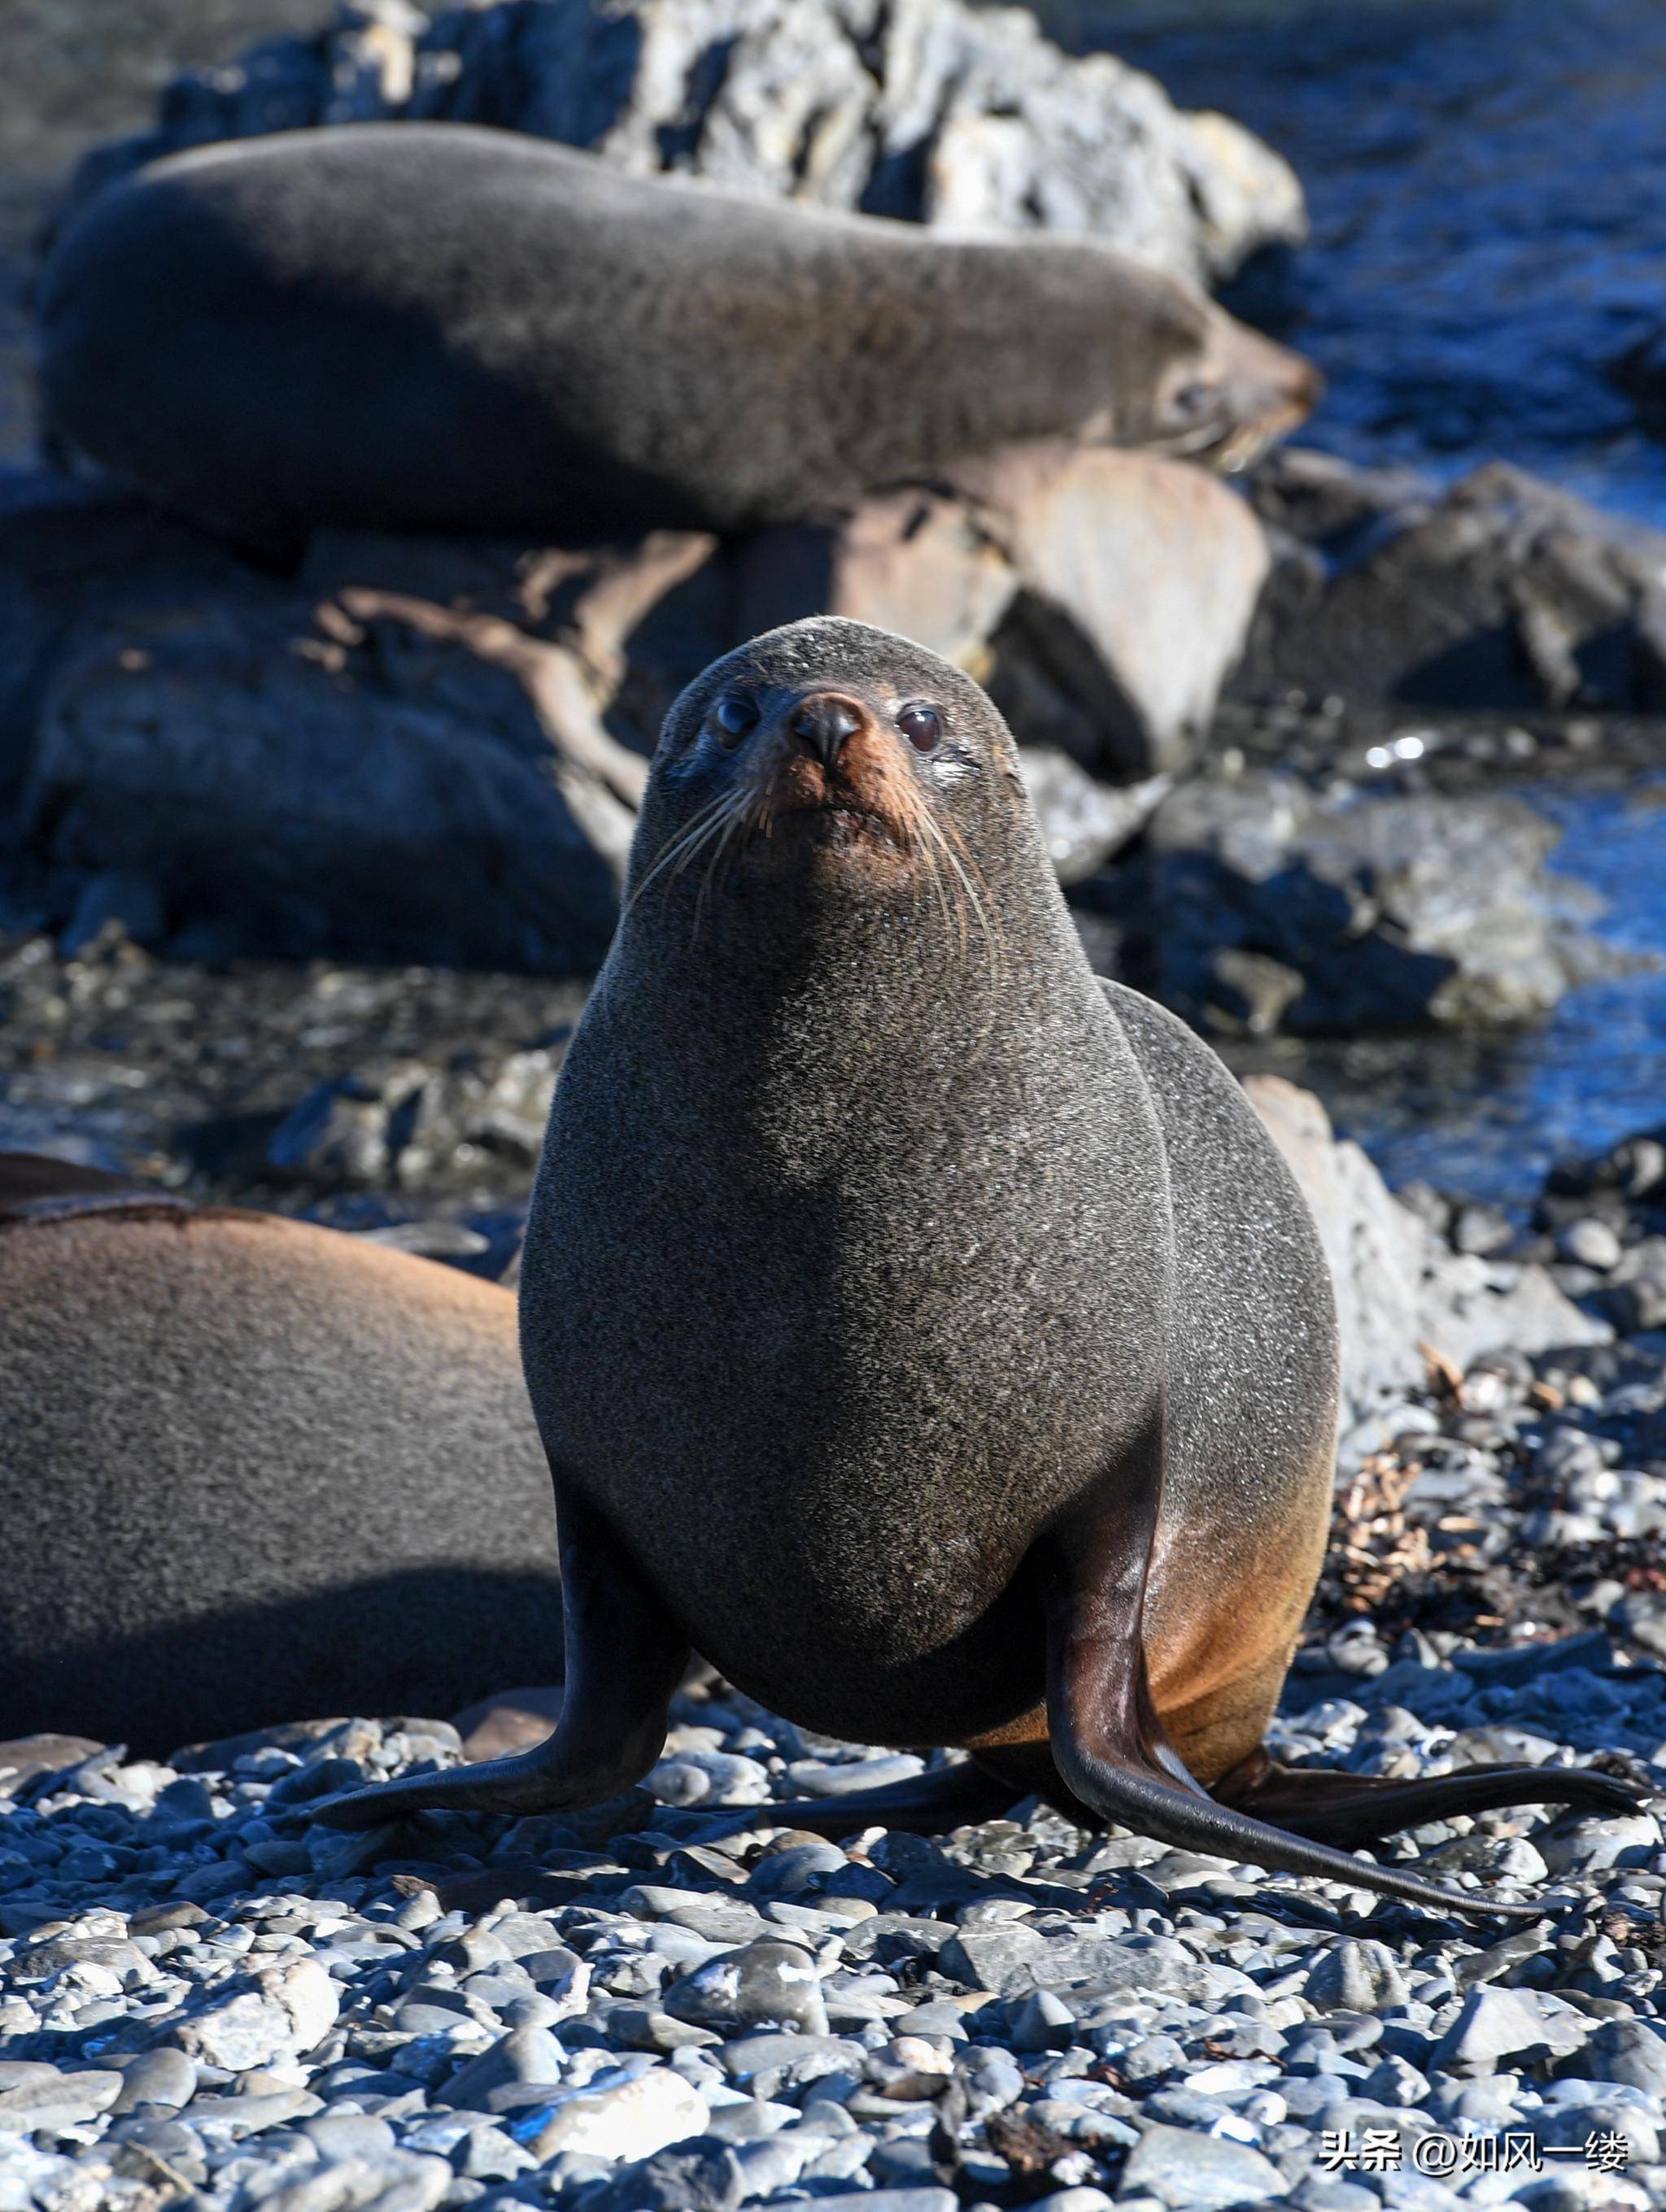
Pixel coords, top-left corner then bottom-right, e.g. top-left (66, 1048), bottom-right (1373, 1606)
top-left (689, 793), bottom-right (757, 940)
top-left (926, 803), bottom-right (1005, 986)
top-left (625, 791), bottom-right (740, 917)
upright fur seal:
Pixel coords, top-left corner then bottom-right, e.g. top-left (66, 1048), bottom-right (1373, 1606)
top-left (39, 124), bottom-right (1317, 555)
top-left (325, 620), bottom-right (1639, 1912)
top-left (0, 1157), bottom-right (560, 1753)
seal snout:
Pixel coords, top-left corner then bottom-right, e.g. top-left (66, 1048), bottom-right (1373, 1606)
top-left (787, 690), bottom-right (866, 772)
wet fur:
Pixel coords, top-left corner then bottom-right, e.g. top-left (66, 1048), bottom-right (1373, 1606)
top-left (39, 124), bottom-right (1317, 550)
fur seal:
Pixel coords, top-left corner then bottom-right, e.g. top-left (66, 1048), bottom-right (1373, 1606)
top-left (38, 124), bottom-right (1318, 554)
top-left (323, 619), bottom-right (1640, 1913)
top-left (0, 1156), bottom-right (560, 1753)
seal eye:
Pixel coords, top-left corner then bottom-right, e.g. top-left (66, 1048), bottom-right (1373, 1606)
top-left (713, 693), bottom-right (759, 741)
top-left (898, 703), bottom-right (942, 751)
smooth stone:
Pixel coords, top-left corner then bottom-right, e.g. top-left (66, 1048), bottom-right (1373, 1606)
top-left (783, 1756), bottom-right (926, 1796)
top-left (299, 2113), bottom-right (398, 2158)
top-left (0, 2069), bottom-right (124, 2130)
top-left (1304, 1940), bottom-right (1410, 2014)
top-left (586, 2138), bottom-right (748, 2212)
top-left (111, 2049), bottom-right (198, 2114)
top-left (441, 2025), bottom-right (565, 2112)
top-left (717, 2034), bottom-right (867, 2085)
top-left (663, 1939), bottom-right (827, 2036)
top-left (177, 2089), bottom-right (323, 2137)
top-left (1432, 1987), bottom-right (1591, 2075)
top-left (518, 2066), bottom-right (709, 2161)
top-left (1121, 2123), bottom-right (1289, 2207)
top-left (1562, 2017), bottom-right (1666, 2096)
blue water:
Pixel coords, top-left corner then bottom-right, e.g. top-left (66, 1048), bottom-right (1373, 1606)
top-left (1277, 777), bottom-right (1666, 1200)
top-left (1088, 0), bottom-right (1666, 1190)
top-left (1110, 0), bottom-right (1666, 527)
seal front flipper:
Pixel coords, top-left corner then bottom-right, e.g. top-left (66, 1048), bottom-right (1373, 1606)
top-left (315, 1481), bottom-right (688, 1830)
top-left (1040, 1452), bottom-right (1543, 1921)
top-left (1212, 1745), bottom-right (1645, 1847)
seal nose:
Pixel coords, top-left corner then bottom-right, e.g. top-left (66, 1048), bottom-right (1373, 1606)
top-left (788, 692), bottom-right (863, 770)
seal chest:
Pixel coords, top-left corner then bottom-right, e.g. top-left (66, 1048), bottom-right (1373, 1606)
top-left (522, 867), bottom-right (1171, 1747)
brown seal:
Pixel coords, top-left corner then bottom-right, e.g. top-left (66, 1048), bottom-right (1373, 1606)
top-left (0, 1156), bottom-right (559, 1753)
top-left (38, 123), bottom-right (1317, 555)
top-left (322, 620), bottom-right (1639, 1914)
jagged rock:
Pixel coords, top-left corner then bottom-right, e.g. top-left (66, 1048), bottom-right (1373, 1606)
top-left (2, 492), bottom-right (709, 972)
top-left (23, 590), bottom-right (626, 973)
top-left (1137, 773), bottom-right (1611, 1033)
top-left (735, 487), bottom-right (1018, 678)
top-left (1246, 1075), bottom-right (1610, 1422)
top-left (1018, 752), bottom-right (1168, 884)
top-left (64, 0), bottom-right (1305, 292)
top-left (1239, 449), bottom-right (1666, 714)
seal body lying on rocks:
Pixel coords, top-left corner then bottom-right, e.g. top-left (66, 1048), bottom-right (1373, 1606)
top-left (324, 620), bottom-right (1639, 1913)
top-left (38, 123), bottom-right (1318, 554)
top-left (0, 1157), bottom-right (558, 1753)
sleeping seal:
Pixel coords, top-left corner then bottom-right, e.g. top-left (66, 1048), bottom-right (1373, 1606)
top-left (322, 620), bottom-right (1638, 1913)
top-left (38, 124), bottom-right (1318, 554)
top-left (0, 1157), bottom-right (559, 1753)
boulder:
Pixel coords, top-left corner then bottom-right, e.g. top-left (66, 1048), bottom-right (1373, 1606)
top-left (1239, 450), bottom-right (1666, 714)
top-left (1135, 771), bottom-right (1611, 1034)
top-left (65, 0), bottom-right (1305, 291)
top-left (962, 446), bottom-right (1271, 777)
top-left (739, 448), bottom-right (1271, 777)
top-left (1246, 1074), bottom-right (1610, 1422)
top-left (23, 590), bottom-right (628, 975)
top-left (2, 487), bottom-right (717, 972)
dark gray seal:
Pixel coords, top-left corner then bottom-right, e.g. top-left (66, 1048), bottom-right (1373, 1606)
top-left (38, 123), bottom-right (1318, 555)
top-left (323, 619), bottom-right (1638, 1914)
top-left (0, 1158), bottom-right (560, 1754)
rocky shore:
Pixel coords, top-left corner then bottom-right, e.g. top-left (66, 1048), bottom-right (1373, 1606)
top-left (3, 2), bottom-right (1666, 2209)
top-left (1, 1315), bottom-right (1663, 2212)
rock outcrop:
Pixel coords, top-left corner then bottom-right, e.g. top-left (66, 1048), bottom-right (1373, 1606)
top-left (1240, 450), bottom-right (1666, 716)
top-left (1248, 1075), bottom-right (1610, 1425)
top-left (1128, 772), bottom-right (1612, 1036)
top-left (63, 0), bottom-right (1306, 292)
top-left (0, 452), bottom-right (1267, 970)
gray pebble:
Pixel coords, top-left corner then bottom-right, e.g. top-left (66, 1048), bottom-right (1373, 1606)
top-left (1120, 2123), bottom-right (1288, 2208)
top-left (111, 2048), bottom-right (197, 2114)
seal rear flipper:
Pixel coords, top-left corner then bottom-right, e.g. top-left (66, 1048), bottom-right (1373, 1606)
top-left (315, 1481), bottom-right (689, 1831)
top-left (1212, 1745), bottom-right (1646, 1847)
top-left (1039, 1489), bottom-right (1544, 1921)
top-left (0, 1152), bottom-right (190, 1226)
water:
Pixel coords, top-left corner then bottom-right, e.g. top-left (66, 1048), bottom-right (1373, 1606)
top-left (1088, 0), bottom-right (1666, 1191)
top-left (1109, 0), bottom-right (1666, 525)
top-left (1245, 775), bottom-right (1666, 1203)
